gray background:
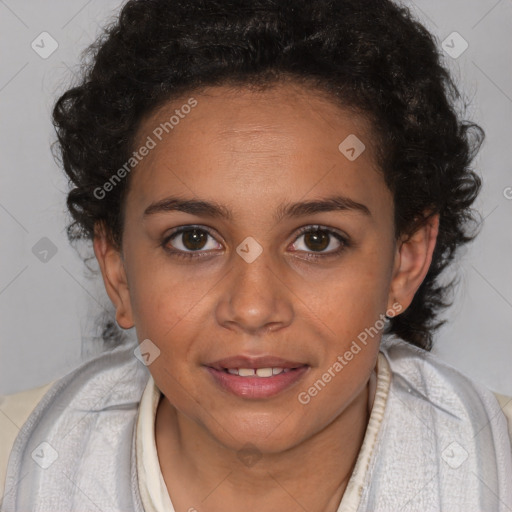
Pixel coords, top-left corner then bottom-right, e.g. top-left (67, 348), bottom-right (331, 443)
top-left (1, 0), bottom-right (511, 395)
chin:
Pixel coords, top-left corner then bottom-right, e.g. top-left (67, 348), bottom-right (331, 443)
top-left (205, 411), bottom-right (310, 454)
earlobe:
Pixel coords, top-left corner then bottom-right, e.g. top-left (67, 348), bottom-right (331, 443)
top-left (92, 222), bottom-right (135, 329)
top-left (387, 213), bottom-right (440, 314)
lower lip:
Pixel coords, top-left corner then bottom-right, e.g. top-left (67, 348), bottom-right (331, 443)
top-left (205, 366), bottom-right (309, 399)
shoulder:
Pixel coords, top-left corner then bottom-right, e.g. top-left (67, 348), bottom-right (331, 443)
top-left (0, 380), bottom-right (56, 501)
top-left (0, 344), bottom-right (151, 505)
top-left (380, 335), bottom-right (512, 446)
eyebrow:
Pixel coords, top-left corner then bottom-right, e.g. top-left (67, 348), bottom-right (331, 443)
top-left (143, 194), bottom-right (371, 222)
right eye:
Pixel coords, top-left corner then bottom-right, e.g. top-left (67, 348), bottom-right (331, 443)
top-left (161, 225), bottom-right (223, 259)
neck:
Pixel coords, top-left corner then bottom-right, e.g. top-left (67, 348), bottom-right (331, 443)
top-left (155, 375), bottom-right (375, 512)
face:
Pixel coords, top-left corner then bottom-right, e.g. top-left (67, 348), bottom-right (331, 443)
top-left (94, 80), bottom-right (438, 454)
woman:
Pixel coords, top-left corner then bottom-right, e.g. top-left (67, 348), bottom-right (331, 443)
top-left (1, 0), bottom-right (511, 510)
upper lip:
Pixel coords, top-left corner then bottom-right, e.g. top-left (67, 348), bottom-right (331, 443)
top-left (206, 356), bottom-right (308, 370)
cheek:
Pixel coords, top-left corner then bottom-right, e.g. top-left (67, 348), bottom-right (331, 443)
top-left (295, 348), bottom-right (377, 440)
top-left (315, 250), bottom-right (392, 341)
top-left (125, 250), bottom-right (208, 338)
top-left (295, 271), bottom-right (386, 422)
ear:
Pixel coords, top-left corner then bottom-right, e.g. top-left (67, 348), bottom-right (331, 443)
top-left (93, 222), bottom-right (134, 329)
top-left (387, 213), bottom-right (440, 315)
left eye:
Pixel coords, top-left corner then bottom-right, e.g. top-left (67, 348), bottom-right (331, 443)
top-left (291, 226), bottom-right (347, 255)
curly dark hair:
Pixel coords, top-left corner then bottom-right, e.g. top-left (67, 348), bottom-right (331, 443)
top-left (52, 0), bottom-right (483, 351)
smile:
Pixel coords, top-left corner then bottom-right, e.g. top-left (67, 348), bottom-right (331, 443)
top-left (225, 367), bottom-right (293, 377)
top-left (205, 365), bottom-right (309, 399)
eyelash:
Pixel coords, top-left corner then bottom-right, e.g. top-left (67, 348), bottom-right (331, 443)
top-left (161, 224), bottom-right (350, 261)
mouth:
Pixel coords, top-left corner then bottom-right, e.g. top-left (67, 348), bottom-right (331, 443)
top-left (218, 366), bottom-right (300, 377)
top-left (204, 355), bottom-right (310, 399)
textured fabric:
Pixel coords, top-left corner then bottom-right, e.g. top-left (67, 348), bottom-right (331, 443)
top-left (0, 380), bottom-right (55, 504)
top-left (2, 335), bottom-right (512, 511)
top-left (2, 343), bottom-right (149, 512)
top-left (358, 337), bottom-right (512, 511)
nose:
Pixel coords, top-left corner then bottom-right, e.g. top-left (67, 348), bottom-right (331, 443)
top-left (215, 249), bottom-right (294, 336)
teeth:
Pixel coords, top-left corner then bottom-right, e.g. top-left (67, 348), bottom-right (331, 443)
top-left (256, 367), bottom-right (273, 377)
top-left (224, 367), bottom-right (288, 377)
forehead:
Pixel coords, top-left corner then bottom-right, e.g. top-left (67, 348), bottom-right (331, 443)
top-left (125, 82), bottom-right (390, 221)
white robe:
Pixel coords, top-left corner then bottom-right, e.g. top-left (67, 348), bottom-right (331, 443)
top-left (2, 335), bottom-right (511, 511)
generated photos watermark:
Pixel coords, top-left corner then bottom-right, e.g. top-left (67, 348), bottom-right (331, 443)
top-left (93, 97), bottom-right (198, 200)
top-left (297, 301), bottom-right (402, 405)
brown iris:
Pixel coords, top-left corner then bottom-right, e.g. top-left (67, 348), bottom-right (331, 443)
top-left (303, 230), bottom-right (329, 252)
top-left (182, 229), bottom-right (208, 250)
